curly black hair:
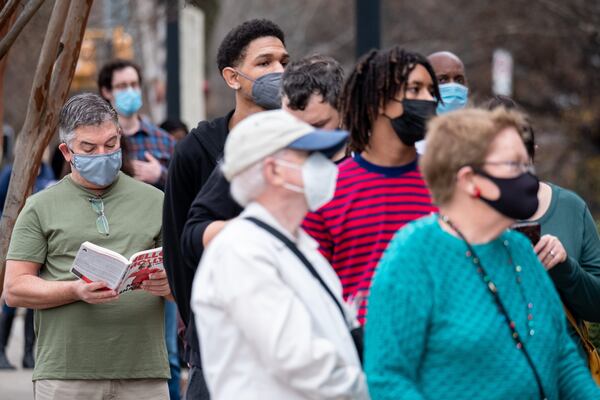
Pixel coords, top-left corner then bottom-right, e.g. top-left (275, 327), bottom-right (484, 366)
top-left (216, 19), bottom-right (285, 73)
top-left (341, 47), bottom-right (440, 153)
top-left (97, 59), bottom-right (142, 93)
top-left (282, 54), bottom-right (344, 111)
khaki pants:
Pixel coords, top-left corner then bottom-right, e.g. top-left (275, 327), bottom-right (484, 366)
top-left (33, 378), bottom-right (168, 400)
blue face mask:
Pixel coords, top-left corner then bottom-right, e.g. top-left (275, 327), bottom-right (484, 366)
top-left (437, 83), bottom-right (469, 114)
top-left (70, 148), bottom-right (122, 187)
top-left (114, 88), bottom-right (143, 117)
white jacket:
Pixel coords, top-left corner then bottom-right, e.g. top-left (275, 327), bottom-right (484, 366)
top-left (191, 203), bottom-right (369, 400)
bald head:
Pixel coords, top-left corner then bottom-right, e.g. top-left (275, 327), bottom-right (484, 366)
top-left (428, 51), bottom-right (467, 87)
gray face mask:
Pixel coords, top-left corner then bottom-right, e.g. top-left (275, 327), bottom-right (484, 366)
top-left (70, 148), bottom-right (122, 187)
top-left (236, 71), bottom-right (282, 110)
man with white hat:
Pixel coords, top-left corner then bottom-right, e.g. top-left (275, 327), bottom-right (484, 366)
top-left (190, 110), bottom-right (369, 400)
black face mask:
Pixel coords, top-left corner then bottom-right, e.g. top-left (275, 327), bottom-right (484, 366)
top-left (474, 169), bottom-right (540, 220)
top-left (387, 99), bottom-right (437, 146)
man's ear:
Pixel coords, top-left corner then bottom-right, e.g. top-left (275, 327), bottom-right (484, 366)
top-left (281, 95), bottom-right (290, 111)
top-left (262, 157), bottom-right (283, 187)
top-left (222, 67), bottom-right (241, 90)
top-left (58, 143), bottom-right (72, 164)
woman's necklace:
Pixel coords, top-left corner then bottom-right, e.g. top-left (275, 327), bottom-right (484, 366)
top-left (439, 214), bottom-right (546, 400)
top-left (440, 215), bottom-right (535, 343)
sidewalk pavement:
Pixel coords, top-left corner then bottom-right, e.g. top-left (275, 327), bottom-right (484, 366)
top-left (0, 310), bottom-right (33, 399)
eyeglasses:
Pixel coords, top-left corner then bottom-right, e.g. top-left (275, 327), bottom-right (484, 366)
top-left (89, 198), bottom-right (109, 236)
top-left (480, 161), bottom-right (535, 175)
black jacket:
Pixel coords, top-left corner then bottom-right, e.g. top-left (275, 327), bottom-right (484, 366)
top-left (162, 110), bottom-right (233, 366)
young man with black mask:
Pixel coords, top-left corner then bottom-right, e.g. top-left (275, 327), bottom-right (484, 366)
top-left (162, 19), bottom-right (288, 400)
top-left (180, 54), bottom-right (345, 263)
top-left (302, 47), bottom-right (440, 325)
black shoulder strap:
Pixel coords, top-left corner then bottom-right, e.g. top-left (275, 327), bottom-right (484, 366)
top-left (245, 217), bottom-right (347, 320)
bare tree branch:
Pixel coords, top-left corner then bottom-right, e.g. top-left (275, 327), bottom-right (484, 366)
top-left (0, 0), bottom-right (21, 29)
top-left (45, 0), bottom-right (94, 136)
top-left (0, 0), bottom-right (44, 60)
top-left (0, 0), bottom-right (19, 166)
top-left (537, 0), bottom-right (597, 34)
top-left (0, 0), bottom-right (74, 296)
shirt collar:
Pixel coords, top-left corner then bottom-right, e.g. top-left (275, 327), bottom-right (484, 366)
top-left (66, 171), bottom-right (122, 198)
top-left (241, 202), bottom-right (319, 250)
top-left (135, 117), bottom-right (154, 136)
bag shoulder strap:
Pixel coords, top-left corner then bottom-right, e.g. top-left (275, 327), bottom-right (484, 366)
top-left (565, 306), bottom-right (597, 354)
top-left (245, 216), bottom-right (347, 319)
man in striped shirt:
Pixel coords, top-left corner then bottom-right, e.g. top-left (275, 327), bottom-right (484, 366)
top-left (303, 47), bottom-right (440, 323)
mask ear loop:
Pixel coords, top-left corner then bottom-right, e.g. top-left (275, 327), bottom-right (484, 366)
top-left (273, 158), bottom-right (305, 194)
top-left (235, 70), bottom-right (255, 83)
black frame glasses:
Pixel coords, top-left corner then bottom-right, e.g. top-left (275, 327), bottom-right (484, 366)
top-left (480, 161), bottom-right (535, 175)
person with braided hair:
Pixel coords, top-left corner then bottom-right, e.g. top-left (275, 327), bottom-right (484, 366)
top-left (302, 47), bottom-right (440, 324)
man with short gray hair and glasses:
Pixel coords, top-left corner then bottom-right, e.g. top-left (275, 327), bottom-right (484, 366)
top-left (3, 93), bottom-right (172, 399)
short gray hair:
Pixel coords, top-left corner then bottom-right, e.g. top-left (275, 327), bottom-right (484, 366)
top-left (229, 160), bottom-right (266, 207)
top-left (228, 149), bottom-right (290, 206)
top-left (58, 93), bottom-right (119, 145)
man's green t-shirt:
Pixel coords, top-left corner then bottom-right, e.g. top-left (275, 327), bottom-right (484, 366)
top-left (7, 172), bottom-right (169, 380)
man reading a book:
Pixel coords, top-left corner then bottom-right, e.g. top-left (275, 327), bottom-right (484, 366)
top-left (3, 93), bottom-right (172, 400)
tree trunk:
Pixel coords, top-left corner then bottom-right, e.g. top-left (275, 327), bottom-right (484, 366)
top-left (0, 0), bottom-right (93, 296)
top-left (0, 0), bottom-right (21, 166)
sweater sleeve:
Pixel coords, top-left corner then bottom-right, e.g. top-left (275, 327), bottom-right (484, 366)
top-left (549, 204), bottom-right (600, 322)
top-left (364, 229), bottom-right (431, 400)
top-left (518, 232), bottom-right (600, 399)
top-left (162, 138), bottom-right (208, 325)
top-left (181, 167), bottom-right (243, 265)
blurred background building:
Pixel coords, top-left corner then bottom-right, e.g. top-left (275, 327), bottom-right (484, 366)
top-left (2, 0), bottom-right (600, 217)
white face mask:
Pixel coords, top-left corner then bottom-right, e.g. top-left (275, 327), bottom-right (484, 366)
top-left (275, 152), bottom-right (338, 211)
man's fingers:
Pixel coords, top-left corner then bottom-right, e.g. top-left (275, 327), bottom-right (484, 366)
top-left (149, 271), bottom-right (166, 279)
top-left (144, 288), bottom-right (170, 297)
top-left (144, 151), bottom-right (158, 162)
top-left (94, 289), bottom-right (118, 298)
top-left (142, 284), bottom-right (167, 291)
top-left (85, 281), bottom-right (107, 290)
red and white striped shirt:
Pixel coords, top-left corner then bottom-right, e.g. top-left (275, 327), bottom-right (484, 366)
top-left (303, 154), bottom-right (437, 324)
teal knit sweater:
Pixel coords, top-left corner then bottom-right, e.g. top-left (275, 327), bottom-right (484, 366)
top-left (365, 215), bottom-right (599, 400)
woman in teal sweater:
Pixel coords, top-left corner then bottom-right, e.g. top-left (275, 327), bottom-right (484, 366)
top-left (365, 108), bottom-right (599, 399)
